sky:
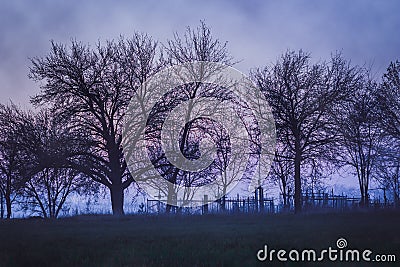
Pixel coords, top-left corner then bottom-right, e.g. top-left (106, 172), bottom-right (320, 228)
top-left (1, 0), bottom-right (399, 107)
top-left (1, 0), bottom-right (398, 208)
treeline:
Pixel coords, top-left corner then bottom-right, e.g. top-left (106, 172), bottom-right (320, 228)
top-left (0, 22), bottom-right (399, 218)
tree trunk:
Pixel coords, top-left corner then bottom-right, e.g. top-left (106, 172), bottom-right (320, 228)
top-left (359, 180), bottom-right (369, 207)
top-left (282, 180), bottom-right (289, 210)
top-left (220, 187), bottom-right (227, 211)
top-left (0, 190), bottom-right (4, 219)
top-left (110, 184), bottom-right (124, 216)
top-left (363, 185), bottom-right (369, 207)
top-left (166, 183), bottom-right (176, 214)
top-left (360, 193), bottom-right (366, 207)
top-left (294, 140), bottom-right (302, 213)
top-left (5, 193), bottom-right (12, 219)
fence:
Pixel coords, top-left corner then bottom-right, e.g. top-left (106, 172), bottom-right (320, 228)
top-left (300, 190), bottom-right (393, 212)
top-left (147, 187), bottom-right (275, 214)
top-left (146, 187), bottom-right (395, 215)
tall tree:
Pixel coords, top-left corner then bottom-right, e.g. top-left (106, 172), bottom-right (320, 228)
top-left (161, 22), bottom-right (234, 212)
top-left (29, 34), bottom-right (162, 215)
top-left (0, 103), bottom-right (33, 218)
top-left (123, 22), bottom-right (236, 213)
top-left (334, 79), bottom-right (383, 206)
top-left (375, 60), bottom-right (400, 207)
top-left (253, 50), bottom-right (361, 213)
top-left (377, 60), bottom-right (400, 140)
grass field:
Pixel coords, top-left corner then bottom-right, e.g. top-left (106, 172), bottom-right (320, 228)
top-left (0, 211), bottom-right (399, 266)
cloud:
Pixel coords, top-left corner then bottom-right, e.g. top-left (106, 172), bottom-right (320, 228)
top-left (0, 0), bottom-right (399, 105)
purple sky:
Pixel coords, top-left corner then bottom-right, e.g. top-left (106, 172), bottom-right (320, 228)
top-left (1, 0), bottom-right (398, 200)
top-left (1, 0), bottom-right (399, 107)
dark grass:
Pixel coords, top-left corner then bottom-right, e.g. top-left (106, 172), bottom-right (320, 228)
top-left (0, 211), bottom-right (399, 267)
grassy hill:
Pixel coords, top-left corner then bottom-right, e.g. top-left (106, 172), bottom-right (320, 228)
top-left (0, 211), bottom-right (399, 266)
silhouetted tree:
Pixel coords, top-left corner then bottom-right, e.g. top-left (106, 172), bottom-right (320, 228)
top-left (21, 111), bottom-right (93, 218)
top-left (334, 78), bottom-right (383, 206)
top-left (253, 50), bottom-right (361, 213)
top-left (375, 60), bottom-right (400, 207)
top-left (0, 103), bottom-right (34, 218)
top-left (374, 143), bottom-right (400, 207)
top-left (159, 22), bottom-right (234, 212)
top-left (29, 34), bottom-right (162, 215)
top-left (377, 61), bottom-right (400, 140)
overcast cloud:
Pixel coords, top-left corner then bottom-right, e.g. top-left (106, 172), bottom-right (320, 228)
top-left (1, 0), bottom-right (399, 106)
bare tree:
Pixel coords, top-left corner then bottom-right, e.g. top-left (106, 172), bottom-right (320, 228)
top-left (374, 143), bottom-right (400, 207)
top-left (375, 60), bottom-right (400, 207)
top-left (159, 22), bottom-right (234, 212)
top-left (253, 50), bottom-right (361, 213)
top-left (0, 103), bottom-right (35, 218)
top-left (20, 111), bottom-right (93, 218)
top-left (127, 22), bottom-right (269, 214)
top-left (29, 34), bottom-right (162, 215)
top-left (334, 78), bottom-right (383, 206)
top-left (165, 21), bottom-right (233, 65)
top-left (22, 168), bottom-right (84, 218)
top-left (377, 60), bottom-right (400, 140)
top-left (269, 144), bottom-right (294, 209)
